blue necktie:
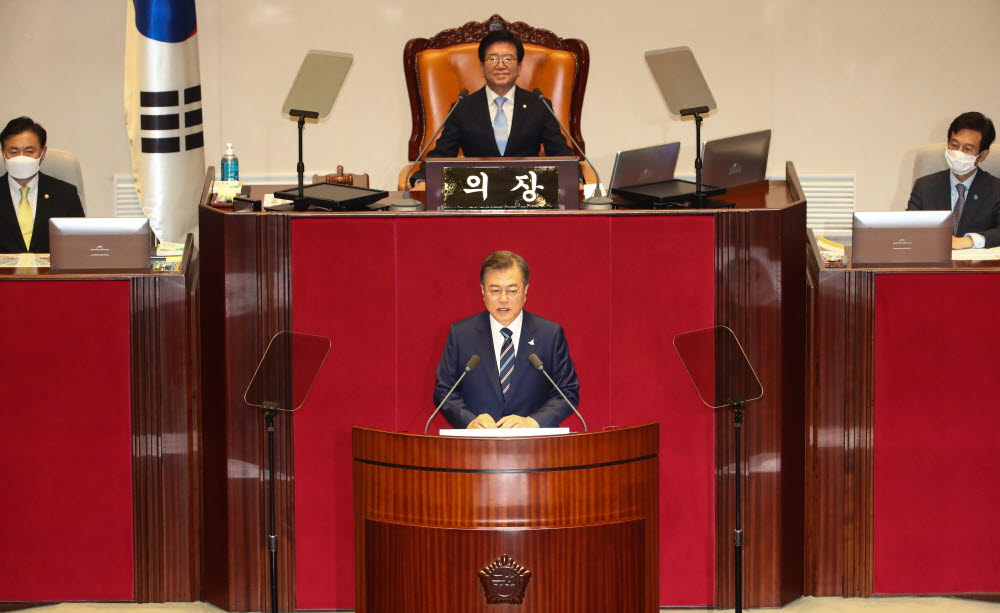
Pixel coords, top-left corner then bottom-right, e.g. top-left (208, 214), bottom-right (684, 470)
top-left (493, 97), bottom-right (508, 155)
top-left (499, 327), bottom-right (514, 398)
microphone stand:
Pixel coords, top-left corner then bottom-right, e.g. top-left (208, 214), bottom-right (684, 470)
top-left (393, 89), bottom-right (469, 212)
top-left (532, 88), bottom-right (612, 211)
top-left (679, 105), bottom-right (733, 209)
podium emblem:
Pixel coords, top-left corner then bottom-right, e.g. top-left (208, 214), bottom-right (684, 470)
top-left (478, 554), bottom-right (532, 604)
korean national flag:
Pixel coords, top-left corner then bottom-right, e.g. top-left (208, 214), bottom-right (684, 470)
top-left (124, 0), bottom-right (205, 244)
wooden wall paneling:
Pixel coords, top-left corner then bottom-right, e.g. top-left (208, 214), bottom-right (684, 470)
top-left (714, 201), bottom-right (806, 609)
top-left (131, 275), bottom-right (161, 602)
top-left (805, 264), bottom-right (848, 596)
top-left (842, 271), bottom-right (874, 597)
top-left (200, 206), bottom-right (293, 611)
top-left (778, 199), bottom-right (807, 606)
top-left (130, 265), bottom-right (202, 602)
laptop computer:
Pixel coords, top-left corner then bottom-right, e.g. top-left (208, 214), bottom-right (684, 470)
top-left (610, 141), bottom-right (724, 205)
top-left (851, 211), bottom-right (953, 265)
top-left (49, 217), bottom-right (152, 269)
top-left (701, 129), bottom-right (771, 188)
top-left (608, 141), bottom-right (681, 192)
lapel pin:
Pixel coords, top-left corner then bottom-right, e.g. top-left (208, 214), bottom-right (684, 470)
top-left (44, 193), bottom-right (49, 199)
top-left (522, 104), bottom-right (527, 109)
top-left (973, 194), bottom-right (978, 199)
top-left (528, 338), bottom-right (535, 346)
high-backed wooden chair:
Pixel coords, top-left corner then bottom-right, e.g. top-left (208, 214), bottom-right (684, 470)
top-left (400, 15), bottom-right (591, 188)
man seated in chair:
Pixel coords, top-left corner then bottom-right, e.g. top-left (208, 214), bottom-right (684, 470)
top-left (410, 30), bottom-right (575, 185)
top-left (907, 111), bottom-right (1000, 250)
top-left (1, 116), bottom-right (84, 254)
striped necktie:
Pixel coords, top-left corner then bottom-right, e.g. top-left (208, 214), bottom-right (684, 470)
top-left (493, 96), bottom-right (508, 155)
top-left (499, 327), bottom-right (514, 398)
top-left (17, 185), bottom-right (32, 249)
top-left (953, 183), bottom-right (967, 235)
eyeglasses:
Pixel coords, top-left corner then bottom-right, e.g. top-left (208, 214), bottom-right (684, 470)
top-left (485, 56), bottom-right (517, 66)
top-left (949, 141), bottom-right (980, 156)
top-left (484, 287), bottom-right (522, 298)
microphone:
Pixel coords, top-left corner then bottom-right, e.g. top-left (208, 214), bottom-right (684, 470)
top-left (528, 353), bottom-right (587, 432)
top-left (530, 88), bottom-right (613, 210)
top-left (392, 88), bottom-right (470, 211)
top-left (425, 354), bottom-right (480, 434)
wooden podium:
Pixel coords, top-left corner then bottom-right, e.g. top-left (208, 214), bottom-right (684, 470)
top-left (353, 424), bottom-right (659, 612)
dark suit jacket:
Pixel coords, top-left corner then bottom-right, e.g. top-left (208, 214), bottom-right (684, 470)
top-left (411, 85), bottom-right (575, 184)
top-left (434, 310), bottom-right (580, 429)
top-left (907, 168), bottom-right (1000, 248)
top-left (0, 172), bottom-right (85, 253)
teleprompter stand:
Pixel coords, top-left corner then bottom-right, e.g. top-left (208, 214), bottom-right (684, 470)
top-left (244, 331), bottom-right (331, 613)
top-left (280, 50), bottom-right (354, 210)
top-left (673, 325), bottom-right (763, 613)
top-left (645, 46), bottom-right (734, 209)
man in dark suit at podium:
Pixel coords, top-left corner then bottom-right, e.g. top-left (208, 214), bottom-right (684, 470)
top-left (434, 250), bottom-right (580, 429)
top-left (410, 30), bottom-right (575, 185)
top-left (907, 111), bottom-right (1000, 250)
top-left (1, 116), bottom-right (84, 253)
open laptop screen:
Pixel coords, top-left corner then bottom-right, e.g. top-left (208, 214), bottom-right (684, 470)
top-left (49, 217), bottom-right (152, 269)
top-left (701, 129), bottom-right (771, 188)
top-left (851, 211), bottom-right (952, 265)
top-left (608, 141), bottom-right (681, 191)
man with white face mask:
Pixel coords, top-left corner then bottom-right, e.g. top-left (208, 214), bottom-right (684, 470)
top-left (1, 116), bottom-right (84, 253)
top-left (907, 111), bottom-right (999, 250)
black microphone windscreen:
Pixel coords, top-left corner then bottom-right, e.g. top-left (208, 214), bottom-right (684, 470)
top-left (466, 354), bottom-right (481, 371)
top-left (528, 353), bottom-right (544, 370)
top-left (531, 87), bottom-right (544, 98)
top-left (458, 88), bottom-right (470, 99)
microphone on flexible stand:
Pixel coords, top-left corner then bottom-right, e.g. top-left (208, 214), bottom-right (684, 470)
top-left (528, 353), bottom-right (587, 432)
top-left (530, 88), bottom-right (613, 211)
top-left (392, 88), bottom-right (470, 212)
top-left (425, 354), bottom-right (480, 434)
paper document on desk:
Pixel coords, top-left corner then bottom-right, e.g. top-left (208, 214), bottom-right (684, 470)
top-left (439, 428), bottom-right (570, 437)
top-left (0, 253), bottom-right (50, 268)
top-left (952, 246), bottom-right (1000, 260)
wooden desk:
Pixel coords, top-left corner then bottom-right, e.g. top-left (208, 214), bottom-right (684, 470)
top-left (805, 234), bottom-right (1000, 598)
top-left (199, 164), bottom-right (807, 610)
top-left (0, 251), bottom-right (200, 606)
top-left (353, 424), bottom-right (659, 612)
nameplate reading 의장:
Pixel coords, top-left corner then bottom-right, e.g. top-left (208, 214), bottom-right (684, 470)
top-left (442, 165), bottom-right (559, 209)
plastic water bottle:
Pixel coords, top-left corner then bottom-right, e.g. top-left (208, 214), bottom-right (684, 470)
top-left (221, 143), bottom-right (239, 181)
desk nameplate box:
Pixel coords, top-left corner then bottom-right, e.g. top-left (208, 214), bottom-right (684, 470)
top-left (425, 156), bottom-right (581, 210)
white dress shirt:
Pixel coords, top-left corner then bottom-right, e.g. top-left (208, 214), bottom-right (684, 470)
top-left (488, 310), bottom-right (523, 374)
top-left (485, 86), bottom-right (515, 143)
top-left (950, 169), bottom-right (984, 248)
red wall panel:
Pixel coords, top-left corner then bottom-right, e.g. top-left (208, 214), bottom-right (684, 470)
top-left (873, 273), bottom-right (1000, 594)
top-left (0, 280), bottom-right (134, 601)
top-left (291, 214), bottom-right (716, 608)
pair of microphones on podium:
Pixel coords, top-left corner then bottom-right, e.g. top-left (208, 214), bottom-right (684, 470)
top-left (424, 353), bottom-right (588, 434)
top-left (397, 87), bottom-right (612, 210)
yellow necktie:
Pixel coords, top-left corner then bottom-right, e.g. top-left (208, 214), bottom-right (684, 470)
top-left (17, 185), bottom-right (33, 249)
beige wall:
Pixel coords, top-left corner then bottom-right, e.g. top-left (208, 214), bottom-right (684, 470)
top-left (2, 0), bottom-right (998, 217)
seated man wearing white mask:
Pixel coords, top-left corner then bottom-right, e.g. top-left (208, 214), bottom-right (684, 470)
top-left (907, 111), bottom-right (1000, 250)
top-left (1, 116), bottom-right (84, 254)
